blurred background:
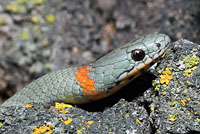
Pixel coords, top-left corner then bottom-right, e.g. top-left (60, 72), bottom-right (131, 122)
top-left (0, 0), bottom-right (200, 104)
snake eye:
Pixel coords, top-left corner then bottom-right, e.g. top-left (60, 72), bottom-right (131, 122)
top-left (131, 49), bottom-right (145, 61)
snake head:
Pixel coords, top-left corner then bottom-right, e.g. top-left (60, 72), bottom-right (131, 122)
top-left (118, 33), bottom-right (171, 81)
top-left (85, 33), bottom-right (171, 99)
top-left (90, 33), bottom-right (171, 87)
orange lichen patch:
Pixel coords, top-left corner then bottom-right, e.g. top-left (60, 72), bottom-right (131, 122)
top-left (75, 65), bottom-right (98, 96)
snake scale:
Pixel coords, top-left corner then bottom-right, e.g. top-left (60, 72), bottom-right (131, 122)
top-left (2, 33), bottom-right (171, 107)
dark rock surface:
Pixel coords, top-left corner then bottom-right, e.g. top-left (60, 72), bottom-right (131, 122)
top-left (148, 39), bottom-right (200, 133)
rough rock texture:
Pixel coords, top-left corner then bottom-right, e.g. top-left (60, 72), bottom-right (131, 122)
top-left (0, 39), bottom-right (200, 134)
top-left (0, 100), bottom-right (151, 134)
top-left (147, 39), bottom-right (200, 134)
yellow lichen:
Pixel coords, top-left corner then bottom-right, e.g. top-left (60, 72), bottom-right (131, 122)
top-left (157, 69), bottom-right (163, 74)
top-left (156, 127), bottom-right (160, 132)
top-left (184, 56), bottom-right (199, 68)
top-left (33, 26), bottom-right (42, 35)
top-left (150, 106), bottom-right (154, 111)
top-left (183, 56), bottom-right (199, 77)
top-left (197, 117), bottom-right (200, 123)
top-left (186, 97), bottom-right (191, 101)
top-left (32, 16), bottom-right (39, 23)
top-left (55, 102), bottom-right (72, 114)
top-left (125, 113), bottom-right (130, 118)
top-left (136, 118), bottom-right (141, 124)
top-left (0, 18), bottom-right (7, 25)
top-left (62, 117), bottom-right (72, 125)
top-left (181, 99), bottom-right (187, 106)
top-left (20, 29), bottom-right (29, 40)
top-left (160, 68), bottom-right (173, 87)
top-left (85, 121), bottom-right (93, 127)
top-left (25, 104), bottom-right (33, 108)
top-left (43, 63), bottom-right (51, 69)
top-left (32, 124), bottom-right (54, 134)
top-left (179, 81), bottom-right (184, 86)
top-left (32, 0), bottom-right (44, 5)
top-left (168, 113), bottom-right (178, 122)
top-left (186, 80), bottom-right (192, 85)
top-left (16, 0), bottom-right (28, 5)
top-left (154, 84), bottom-right (160, 91)
top-left (183, 89), bottom-right (188, 93)
top-left (193, 48), bottom-right (197, 52)
top-left (181, 98), bottom-right (191, 106)
top-left (122, 104), bottom-right (126, 107)
top-left (152, 80), bottom-right (161, 91)
top-left (0, 123), bottom-right (3, 128)
top-left (169, 101), bottom-right (178, 107)
top-left (77, 127), bottom-right (86, 134)
top-left (6, 3), bottom-right (24, 13)
top-left (45, 14), bottom-right (55, 23)
top-left (162, 91), bottom-right (167, 95)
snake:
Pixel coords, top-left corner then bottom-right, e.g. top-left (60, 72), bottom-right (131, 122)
top-left (2, 33), bottom-right (171, 107)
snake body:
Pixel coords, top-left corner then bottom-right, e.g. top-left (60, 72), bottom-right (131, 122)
top-left (2, 34), bottom-right (171, 107)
